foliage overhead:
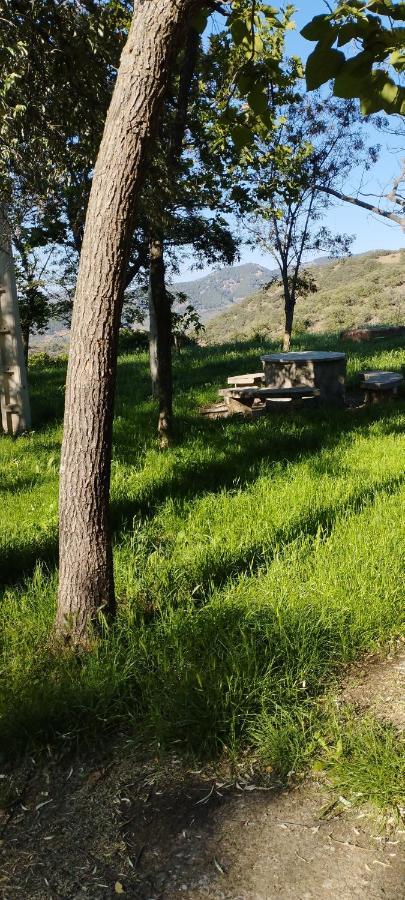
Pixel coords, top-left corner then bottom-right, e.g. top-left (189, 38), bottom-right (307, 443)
top-left (203, 1), bottom-right (299, 152)
top-left (302, 1), bottom-right (405, 115)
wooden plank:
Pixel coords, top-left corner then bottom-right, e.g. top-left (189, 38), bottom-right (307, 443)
top-left (227, 373), bottom-right (264, 387)
top-left (219, 386), bottom-right (320, 400)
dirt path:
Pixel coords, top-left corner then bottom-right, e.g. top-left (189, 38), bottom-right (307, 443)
top-left (1, 651), bottom-right (404, 900)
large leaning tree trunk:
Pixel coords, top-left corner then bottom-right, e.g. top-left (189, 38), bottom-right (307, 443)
top-left (56, 0), bottom-right (197, 644)
top-left (148, 236), bottom-right (173, 447)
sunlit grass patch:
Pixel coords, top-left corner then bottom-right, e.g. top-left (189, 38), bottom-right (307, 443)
top-left (316, 713), bottom-right (405, 814)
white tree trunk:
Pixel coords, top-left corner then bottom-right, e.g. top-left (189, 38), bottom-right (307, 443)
top-left (0, 210), bottom-right (31, 435)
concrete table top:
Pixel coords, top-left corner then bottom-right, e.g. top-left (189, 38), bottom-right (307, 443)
top-left (261, 351), bottom-right (346, 363)
top-left (261, 350), bottom-right (347, 405)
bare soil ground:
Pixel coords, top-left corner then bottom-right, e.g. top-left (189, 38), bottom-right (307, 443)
top-left (1, 649), bottom-right (404, 900)
top-left (340, 648), bottom-right (405, 732)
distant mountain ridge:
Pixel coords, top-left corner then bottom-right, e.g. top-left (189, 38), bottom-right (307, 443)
top-left (171, 254), bottom-right (361, 322)
top-left (172, 262), bottom-right (275, 321)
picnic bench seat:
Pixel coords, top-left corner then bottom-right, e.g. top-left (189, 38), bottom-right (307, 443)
top-left (360, 371), bottom-right (403, 404)
top-left (227, 373), bottom-right (265, 387)
top-left (218, 385), bottom-right (320, 415)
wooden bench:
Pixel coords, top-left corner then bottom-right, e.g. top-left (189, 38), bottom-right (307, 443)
top-left (227, 373), bottom-right (264, 388)
top-left (360, 371), bottom-right (404, 405)
top-left (218, 385), bottom-right (320, 415)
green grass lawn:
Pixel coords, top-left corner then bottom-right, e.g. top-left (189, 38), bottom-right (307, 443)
top-left (0, 333), bottom-right (404, 785)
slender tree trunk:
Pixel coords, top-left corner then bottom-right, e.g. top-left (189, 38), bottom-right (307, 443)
top-left (22, 324), bottom-right (30, 363)
top-left (148, 238), bottom-right (172, 447)
top-left (148, 26), bottom-right (199, 440)
top-left (169, 27), bottom-right (200, 164)
top-left (149, 269), bottom-right (159, 398)
top-left (56, 0), bottom-right (195, 643)
top-left (13, 238), bottom-right (33, 365)
top-left (282, 279), bottom-right (294, 352)
top-left (0, 210), bottom-right (31, 435)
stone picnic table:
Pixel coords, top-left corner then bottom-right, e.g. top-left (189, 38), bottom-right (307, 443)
top-left (261, 351), bottom-right (347, 405)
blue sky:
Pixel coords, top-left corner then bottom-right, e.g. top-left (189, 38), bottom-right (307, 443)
top-left (175, 1), bottom-right (404, 281)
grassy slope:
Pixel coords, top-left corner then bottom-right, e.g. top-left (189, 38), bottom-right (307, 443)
top-left (204, 250), bottom-right (405, 344)
top-left (0, 334), bottom-right (404, 783)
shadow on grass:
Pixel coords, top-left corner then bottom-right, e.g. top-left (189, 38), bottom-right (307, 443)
top-left (0, 536), bottom-right (59, 591)
top-left (2, 406), bottom-right (404, 596)
top-left (0, 549), bottom-right (400, 760)
top-left (4, 335), bottom-right (401, 593)
top-left (0, 474), bottom-right (48, 495)
top-left (110, 399), bottom-right (405, 526)
top-left (29, 356), bottom-right (67, 425)
top-left (157, 471), bottom-right (405, 609)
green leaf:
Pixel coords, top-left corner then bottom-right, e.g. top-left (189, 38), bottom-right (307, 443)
top-left (301, 15), bottom-right (332, 42)
top-left (358, 70), bottom-right (401, 113)
top-left (390, 49), bottom-right (405, 72)
top-left (333, 52), bottom-right (373, 99)
top-left (337, 22), bottom-right (366, 46)
top-left (380, 78), bottom-right (399, 106)
top-left (247, 87), bottom-right (269, 116)
top-left (334, 72), bottom-right (367, 100)
top-left (360, 92), bottom-right (384, 115)
top-left (306, 47), bottom-right (345, 91)
top-left (236, 71), bottom-right (255, 96)
top-left (369, 0), bottom-right (405, 19)
top-left (338, 50), bottom-right (374, 79)
top-left (231, 123), bottom-right (252, 151)
top-left (230, 18), bottom-right (250, 47)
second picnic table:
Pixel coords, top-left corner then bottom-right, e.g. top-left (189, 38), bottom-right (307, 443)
top-left (261, 350), bottom-right (347, 405)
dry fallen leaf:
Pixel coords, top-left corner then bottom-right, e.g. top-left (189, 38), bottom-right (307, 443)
top-left (115, 881), bottom-right (125, 894)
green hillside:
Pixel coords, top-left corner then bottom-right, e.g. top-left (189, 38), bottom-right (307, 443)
top-left (203, 249), bottom-right (405, 344)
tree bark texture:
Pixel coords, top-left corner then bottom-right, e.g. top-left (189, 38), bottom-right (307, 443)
top-left (148, 238), bottom-right (173, 446)
top-left (56, 0), bottom-right (196, 642)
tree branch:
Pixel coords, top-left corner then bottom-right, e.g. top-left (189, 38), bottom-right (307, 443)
top-left (316, 185), bottom-right (405, 228)
top-left (124, 243), bottom-right (149, 289)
